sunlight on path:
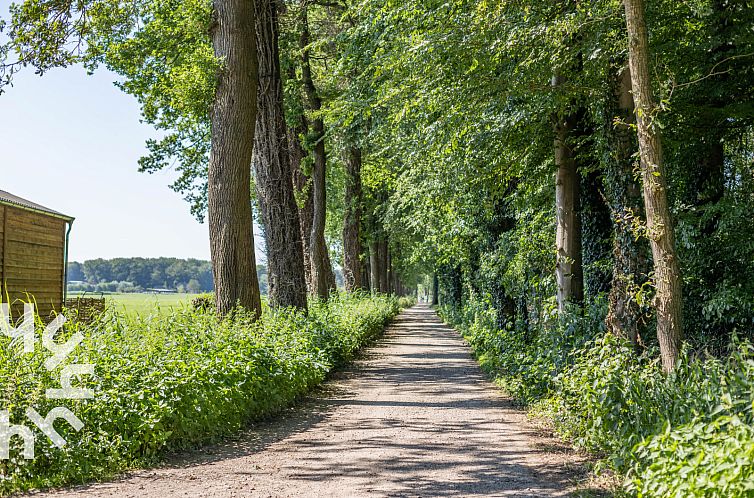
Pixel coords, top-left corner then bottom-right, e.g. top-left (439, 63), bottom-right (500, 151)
top-left (36, 305), bottom-right (592, 498)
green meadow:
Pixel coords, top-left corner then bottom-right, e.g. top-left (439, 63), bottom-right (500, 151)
top-left (68, 292), bottom-right (195, 315)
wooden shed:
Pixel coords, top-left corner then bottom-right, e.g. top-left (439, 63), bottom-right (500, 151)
top-left (0, 190), bottom-right (74, 318)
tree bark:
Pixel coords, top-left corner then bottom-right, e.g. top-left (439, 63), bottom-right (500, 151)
top-left (207, 0), bottom-right (262, 318)
top-left (309, 132), bottom-right (335, 298)
top-left (386, 246), bottom-right (393, 294)
top-left (432, 273), bottom-right (439, 305)
top-left (624, 0), bottom-right (683, 371)
top-left (299, 0), bottom-right (335, 299)
top-left (378, 237), bottom-right (389, 293)
top-left (288, 114), bottom-right (314, 292)
top-left (553, 73), bottom-right (584, 311)
top-left (369, 239), bottom-right (380, 294)
top-left (360, 256), bottom-right (371, 292)
top-left (342, 145), bottom-right (363, 292)
top-left (604, 66), bottom-right (648, 348)
top-left (390, 244), bottom-right (400, 294)
top-left (253, 0), bottom-right (308, 310)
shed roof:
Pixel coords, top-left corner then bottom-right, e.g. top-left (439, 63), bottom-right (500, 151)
top-left (0, 189), bottom-right (74, 222)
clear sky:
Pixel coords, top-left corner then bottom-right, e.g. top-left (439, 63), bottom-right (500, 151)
top-left (0, 2), bottom-right (264, 263)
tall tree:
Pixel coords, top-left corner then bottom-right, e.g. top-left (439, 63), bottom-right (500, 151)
top-left (604, 66), bottom-right (647, 348)
top-left (432, 273), bottom-right (439, 306)
top-left (288, 111), bottom-right (314, 292)
top-left (369, 240), bottom-right (380, 294)
top-left (342, 143), bottom-right (364, 291)
top-left (378, 236), bottom-right (389, 293)
top-left (207, 0), bottom-right (262, 317)
top-left (553, 75), bottom-right (584, 311)
top-left (253, 0), bottom-right (308, 310)
top-left (299, 0), bottom-right (335, 299)
top-left (360, 245), bottom-right (371, 291)
top-left (623, 0), bottom-right (683, 371)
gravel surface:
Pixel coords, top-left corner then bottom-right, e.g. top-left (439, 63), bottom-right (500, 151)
top-left (31, 304), bottom-right (595, 497)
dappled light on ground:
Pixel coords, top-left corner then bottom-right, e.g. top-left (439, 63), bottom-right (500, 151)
top-left (38, 306), bottom-right (602, 498)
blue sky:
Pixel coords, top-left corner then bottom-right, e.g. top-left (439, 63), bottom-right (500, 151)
top-left (0, 2), bottom-right (264, 263)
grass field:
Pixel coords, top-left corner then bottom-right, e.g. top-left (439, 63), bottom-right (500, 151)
top-left (69, 292), bottom-right (195, 315)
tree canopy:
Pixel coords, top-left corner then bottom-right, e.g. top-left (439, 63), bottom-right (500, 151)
top-left (3, 0), bottom-right (754, 491)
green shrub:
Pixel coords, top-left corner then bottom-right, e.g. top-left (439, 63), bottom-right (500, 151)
top-left (629, 415), bottom-right (754, 497)
top-left (0, 293), bottom-right (399, 495)
top-left (397, 296), bottom-right (417, 309)
top-left (442, 298), bottom-right (754, 497)
top-left (190, 293), bottom-right (214, 311)
top-left (441, 298), bottom-right (604, 404)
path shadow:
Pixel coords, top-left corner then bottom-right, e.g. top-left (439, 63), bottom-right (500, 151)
top-left (30, 305), bottom-right (612, 498)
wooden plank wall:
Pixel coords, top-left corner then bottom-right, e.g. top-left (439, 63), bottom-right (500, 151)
top-left (0, 205), bottom-right (4, 299)
top-left (1, 205), bottom-right (66, 319)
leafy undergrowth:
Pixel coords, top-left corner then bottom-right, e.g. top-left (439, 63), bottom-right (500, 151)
top-left (441, 299), bottom-right (754, 497)
top-left (397, 296), bottom-right (417, 309)
top-left (0, 292), bottom-right (405, 495)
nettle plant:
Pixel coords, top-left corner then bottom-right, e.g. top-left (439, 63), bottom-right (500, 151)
top-left (0, 294), bottom-right (402, 495)
top-left (1, 305), bottom-right (94, 461)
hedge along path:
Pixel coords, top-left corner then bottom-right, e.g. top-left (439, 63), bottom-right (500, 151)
top-left (36, 305), bottom-right (595, 498)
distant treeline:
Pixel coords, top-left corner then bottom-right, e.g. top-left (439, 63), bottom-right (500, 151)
top-left (67, 258), bottom-right (269, 294)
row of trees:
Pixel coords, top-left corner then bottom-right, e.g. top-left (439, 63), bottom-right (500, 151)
top-left (330, 0), bottom-right (752, 372)
top-left (67, 258), bottom-right (322, 296)
top-left (67, 258), bottom-right (214, 292)
top-left (4, 0), bottom-right (753, 373)
top-left (1, 0), bottom-right (411, 317)
top-left (330, 0), bottom-right (750, 372)
top-left (200, 0), bottom-right (412, 311)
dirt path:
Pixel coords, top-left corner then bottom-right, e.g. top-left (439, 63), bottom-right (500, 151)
top-left (35, 305), bottom-right (595, 497)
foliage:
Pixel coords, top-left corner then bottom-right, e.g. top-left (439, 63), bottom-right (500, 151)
top-left (0, 293), bottom-right (401, 495)
top-left (629, 415), bottom-right (754, 498)
top-left (190, 293), bottom-right (214, 312)
top-left (397, 296), bottom-right (416, 310)
top-left (328, 0), bottom-right (754, 344)
top-left (444, 298), bottom-right (754, 496)
top-left (3, 0), bottom-right (217, 216)
top-left (68, 258), bottom-right (215, 293)
top-left (4, 0), bottom-right (754, 493)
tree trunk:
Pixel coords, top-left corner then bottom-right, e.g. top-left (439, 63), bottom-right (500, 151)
top-left (624, 0), bottom-right (683, 371)
top-left (386, 247), bottom-right (393, 294)
top-left (207, 0), bottom-right (262, 318)
top-left (342, 145), bottom-right (363, 292)
top-left (253, 0), bottom-right (307, 310)
top-left (360, 256), bottom-right (371, 292)
top-left (288, 115), bottom-right (314, 293)
top-left (604, 66), bottom-right (648, 348)
top-left (309, 134), bottom-right (335, 298)
top-left (553, 74), bottom-right (584, 311)
top-left (432, 273), bottom-right (439, 305)
top-left (369, 240), bottom-right (380, 294)
top-left (390, 243), bottom-right (400, 294)
top-left (299, 0), bottom-right (335, 299)
top-left (379, 237), bottom-right (389, 293)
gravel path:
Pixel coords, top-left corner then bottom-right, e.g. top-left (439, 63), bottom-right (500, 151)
top-left (34, 305), bottom-right (594, 497)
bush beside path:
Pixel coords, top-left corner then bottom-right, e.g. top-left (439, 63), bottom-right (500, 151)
top-left (2, 294), bottom-right (403, 495)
